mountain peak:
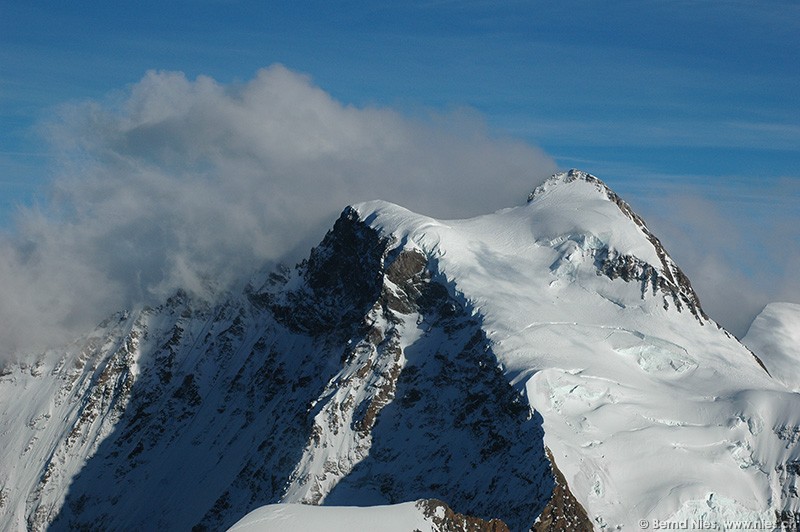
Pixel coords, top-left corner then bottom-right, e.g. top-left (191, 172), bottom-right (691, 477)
top-left (528, 169), bottom-right (645, 229)
top-left (358, 169), bottom-right (708, 327)
top-left (526, 169), bottom-right (708, 322)
top-left (527, 168), bottom-right (603, 202)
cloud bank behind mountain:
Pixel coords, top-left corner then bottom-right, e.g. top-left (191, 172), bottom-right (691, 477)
top-left (0, 65), bottom-right (556, 359)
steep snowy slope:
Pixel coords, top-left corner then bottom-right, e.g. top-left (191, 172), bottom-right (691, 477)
top-left (1, 169), bottom-right (799, 531)
top-left (743, 302), bottom-right (800, 392)
top-left (0, 314), bottom-right (138, 531)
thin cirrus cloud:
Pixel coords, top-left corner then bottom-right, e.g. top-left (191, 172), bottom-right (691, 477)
top-left (0, 64), bottom-right (556, 360)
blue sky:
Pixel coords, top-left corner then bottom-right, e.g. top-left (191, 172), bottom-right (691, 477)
top-left (0, 0), bottom-right (798, 339)
top-left (4, 2), bottom-right (799, 181)
top-left (4, 2), bottom-right (798, 192)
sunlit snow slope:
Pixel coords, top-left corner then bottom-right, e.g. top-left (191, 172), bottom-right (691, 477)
top-left (228, 502), bottom-right (435, 532)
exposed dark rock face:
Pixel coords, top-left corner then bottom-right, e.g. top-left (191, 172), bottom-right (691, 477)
top-left (266, 205), bottom-right (390, 339)
top-left (47, 209), bottom-right (398, 531)
top-left (775, 511), bottom-right (800, 532)
top-left (531, 449), bottom-right (593, 532)
top-left (594, 246), bottom-right (706, 322)
top-left (417, 499), bottom-right (510, 532)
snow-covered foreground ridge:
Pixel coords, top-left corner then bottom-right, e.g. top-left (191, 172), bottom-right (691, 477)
top-left (228, 499), bottom-right (510, 532)
top-left (1, 169), bottom-right (798, 531)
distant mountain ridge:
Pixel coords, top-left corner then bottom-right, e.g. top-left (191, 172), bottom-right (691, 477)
top-left (1, 170), bottom-right (798, 531)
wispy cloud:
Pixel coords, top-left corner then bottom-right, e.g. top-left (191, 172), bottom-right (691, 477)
top-left (514, 118), bottom-right (800, 151)
top-left (632, 174), bottom-right (800, 337)
top-left (0, 65), bottom-right (555, 360)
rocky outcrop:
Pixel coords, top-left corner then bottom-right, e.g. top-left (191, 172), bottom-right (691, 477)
top-left (531, 449), bottom-right (593, 532)
top-left (264, 205), bottom-right (390, 338)
top-left (417, 499), bottom-right (510, 532)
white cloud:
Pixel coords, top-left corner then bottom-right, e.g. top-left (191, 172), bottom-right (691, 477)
top-left (0, 64), bottom-right (556, 360)
top-left (641, 180), bottom-right (800, 338)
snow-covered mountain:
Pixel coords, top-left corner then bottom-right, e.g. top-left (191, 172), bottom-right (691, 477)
top-left (227, 500), bottom-right (511, 532)
top-left (743, 302), bottom-right (800, 392)
top-left (1, 170), bottom-right (799, 531)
